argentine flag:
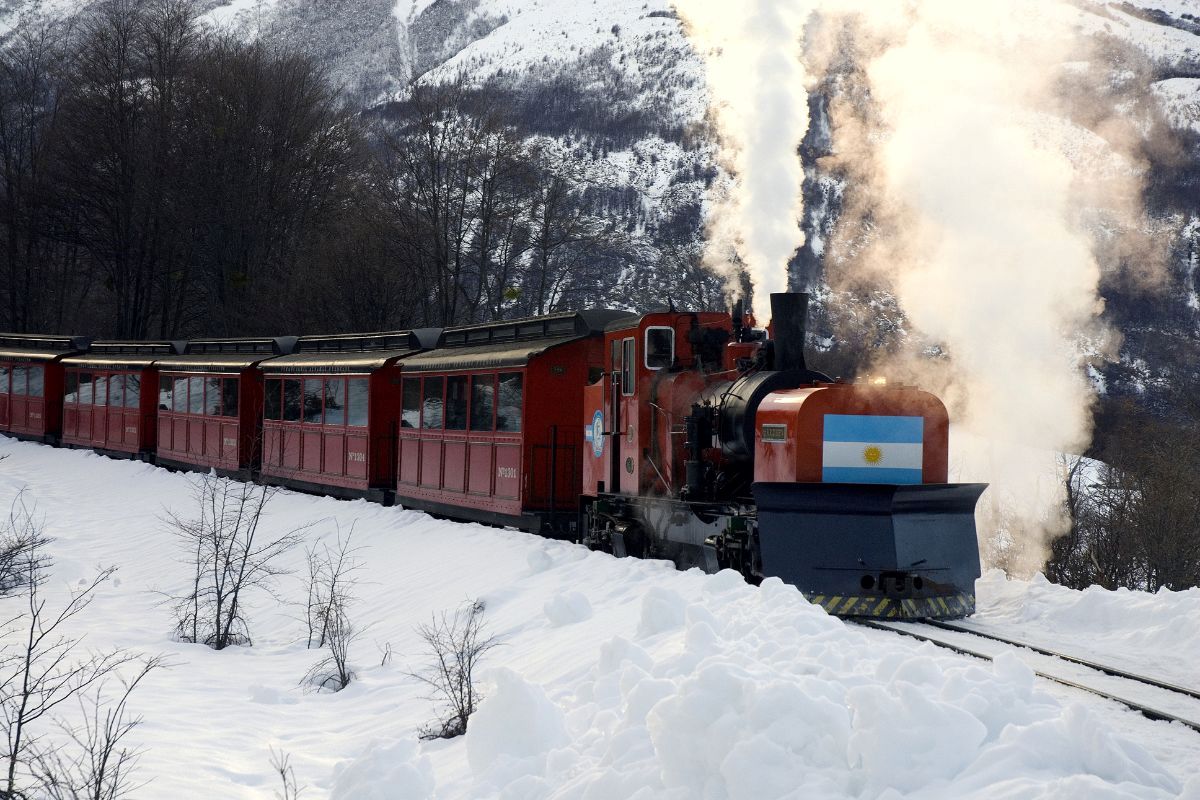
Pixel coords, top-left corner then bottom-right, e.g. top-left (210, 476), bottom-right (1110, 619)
top-left (822, 414), bottom-right (924, 485)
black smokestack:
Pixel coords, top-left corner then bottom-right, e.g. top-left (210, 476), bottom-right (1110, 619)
top-left (770, 292), bottom-right (808, 373)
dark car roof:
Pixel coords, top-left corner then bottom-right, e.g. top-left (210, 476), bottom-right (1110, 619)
top-left (0, 333), bottom-right (90, 363)
top-left (402, 310), bottom-right (626, 373)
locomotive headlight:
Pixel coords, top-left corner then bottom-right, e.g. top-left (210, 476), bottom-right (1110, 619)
top-left (872, 377), bottom-right (888, 386)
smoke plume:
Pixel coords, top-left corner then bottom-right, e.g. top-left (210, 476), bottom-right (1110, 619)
top-left (814, 0), bottom-right (1151, 573)
top-left (682, 0), bottom-right (1158, 573)
top-left (673, 0), bottom-right (815, 323)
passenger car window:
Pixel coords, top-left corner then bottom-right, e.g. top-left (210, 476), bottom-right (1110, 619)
top-left (264, 379), bottom-right (281, 420)
top-left (65, 371), bottom-right (79, 403)
top-left (303, 379), bottom-right (323, 424)
top-left (0, 366), bottom-right (8, 393)
top-left (470, 375), bottom-right (494, 431)
top-left (27, 366), bottom-right (44, 397)
top-left (172, 377), bottom-right (187, 412)
top-left (126, 375), bottom-right (141, 408)
top-left (496, 372), bottom-right (522, 432)
top-left (221, 378), bottom-right (238, 418)
top-left (108, 374), bottom-right (126, 407)
top-left (283, 379), bottom-right (301, 422)
top-left (94, 374), bottom-right (107, 406)
top-left (323, 379), bottom-right (344, 426)
top-left (188, 377), bottom-right (204, 414)
top-left (401, 379), bottom-right (420, 428)
top-left (12, 366), bottom-right (27, 396)
top-left (159, 375), bottom-right (171, 410)
top-left (205, 377), bottom-right (223, 416)
top-left (347, 379), bottom-right (369, 427)
top-left (421, 377), bottom-right (444, 429)
top-left (645, 327), bottom-right (675, 370)
top-left (445, 376), bottom-right (467, 431)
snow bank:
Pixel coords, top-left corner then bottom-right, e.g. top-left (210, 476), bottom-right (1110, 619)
top-left (0, 439), bottom-right (1194, 799)
top-left (466, 668), bottom-right (568, 775)
top-left (330, 739), bottom-right (434, 800)
top-left (976, 569), bottom-right (1200, 686)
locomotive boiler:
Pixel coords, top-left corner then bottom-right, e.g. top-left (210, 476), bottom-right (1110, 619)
top-left (580, 292), bottom-right (986, 619)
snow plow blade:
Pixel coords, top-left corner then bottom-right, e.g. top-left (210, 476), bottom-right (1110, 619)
top-left (752, 482), bottom-right (987, 620)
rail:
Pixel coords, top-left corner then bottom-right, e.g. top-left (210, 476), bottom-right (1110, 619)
top-left (853, 619), bottom-right (1200, 734)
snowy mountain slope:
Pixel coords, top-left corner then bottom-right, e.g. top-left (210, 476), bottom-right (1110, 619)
top-left (1, 438), bottom-right (1199, 798)
top-left (0, 0), bottom-right (1197, 399)
top-left (1154, 78), bottom-right (1200, 132)
top-left (1075, 0), bottom-right (1200, 65)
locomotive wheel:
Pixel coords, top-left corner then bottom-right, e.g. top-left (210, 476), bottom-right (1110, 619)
top-left (621, 524), bottom-right (647, 559)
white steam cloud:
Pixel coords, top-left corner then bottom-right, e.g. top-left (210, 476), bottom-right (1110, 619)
top-left (816, 0), bottom-right (1145, 573)
top-left (673, 0), bottom-right (815, 323)
top-left (680, 0), bottom-right (1153, 573)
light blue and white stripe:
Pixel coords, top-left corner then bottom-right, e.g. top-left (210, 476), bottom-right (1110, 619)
top-left (822, 414), bottom-right (924, 485)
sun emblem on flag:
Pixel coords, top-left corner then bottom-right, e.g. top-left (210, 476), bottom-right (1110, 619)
top-left (862, 445), bottom-right (883, 465)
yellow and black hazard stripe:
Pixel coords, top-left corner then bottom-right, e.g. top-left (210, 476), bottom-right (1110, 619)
top-left (805, 592), bottom-right (975, 620)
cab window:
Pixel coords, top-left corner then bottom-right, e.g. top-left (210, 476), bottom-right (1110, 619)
top-left (645, 327), bottom-right (674, 370)
top-left (621, 338), bottom-right (635, 396)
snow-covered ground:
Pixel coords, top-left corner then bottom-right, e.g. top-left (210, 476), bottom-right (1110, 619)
top-left (0, 437), bottom-right (1198, 799)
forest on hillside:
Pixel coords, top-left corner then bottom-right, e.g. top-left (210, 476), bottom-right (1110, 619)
top-left (0, 0), bottom-right (722, 340)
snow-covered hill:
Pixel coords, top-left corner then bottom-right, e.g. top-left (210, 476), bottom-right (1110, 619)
top-left (1, 0), bottom-right (1198, 401)
top-left (1, 438), bottom-right (1199, 798)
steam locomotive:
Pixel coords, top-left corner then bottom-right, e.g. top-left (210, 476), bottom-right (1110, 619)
top-left (581, 293), bottom-right (985, 619)
top-left (0, 292), bottom-right (984, 619)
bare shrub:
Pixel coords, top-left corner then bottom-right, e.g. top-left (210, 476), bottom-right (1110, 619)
top-left (377, 641), bottom-right (393, 668)
top-left (301, 529), bottom-right (362, 692)
top-left (269, 747), bottom-right (303, 800)
top-left (408, 601), bottom-right (500, 740)
top-left (165, 473), bottom-right (305, 650)
top-left (303, 526), bottom-right (361, 650)
top-left (301, 598), bottom-right (357, 693)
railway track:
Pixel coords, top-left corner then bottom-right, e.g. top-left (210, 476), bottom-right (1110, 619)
top-left (854, 618), bottom-right (1200, 734)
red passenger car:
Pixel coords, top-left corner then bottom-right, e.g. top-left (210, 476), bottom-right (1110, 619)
top-left (61, 341), bottom-right (176, 460)
top-left (0, 334), bottom-right (88, 443)
top-left (397, 311), bottom-right (623, 532)
top-left (154, 337), bottom-right (296, 476)
top-left (260, 330), bottom-right (438, 502)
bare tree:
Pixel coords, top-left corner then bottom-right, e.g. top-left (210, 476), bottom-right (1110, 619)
top-left (407, 600), bottom-right (500, 740)
top-left (32, 657), bottom-right (164, 800)
top-left (1044, 401), bottom-right (1200, 591)
top-left (0, 494), bottom-right (50, 597)
top-left (0, 557), bottom-right (140, 797)
top-left (0, 16), bottom-right (88, 334)
top-left (165, 473), bottom-right (304, 650)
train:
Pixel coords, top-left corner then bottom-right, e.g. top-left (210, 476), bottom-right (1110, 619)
top-left (0, 293), bottom-right (986, 619)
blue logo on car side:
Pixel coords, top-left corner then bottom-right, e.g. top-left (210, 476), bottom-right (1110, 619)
top-left (589, 410), bottom-right (604, 458)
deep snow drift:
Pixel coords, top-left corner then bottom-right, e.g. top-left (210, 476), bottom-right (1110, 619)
top-left (0, 438), bottom-right (1197, 799)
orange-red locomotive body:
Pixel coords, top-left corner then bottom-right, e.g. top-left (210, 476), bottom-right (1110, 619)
top-left (580, 294), bottom-right (984, 619)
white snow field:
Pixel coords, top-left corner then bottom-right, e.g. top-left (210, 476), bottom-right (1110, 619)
top-left (1, 437), bottom-right (1198, 799)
